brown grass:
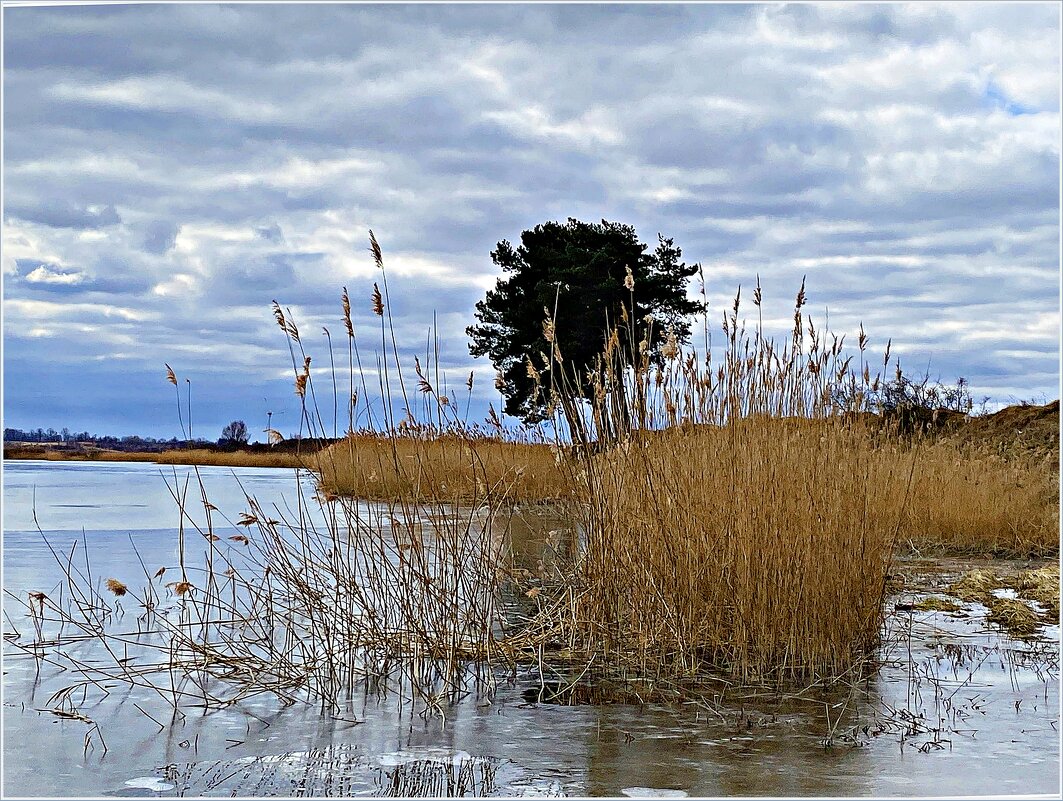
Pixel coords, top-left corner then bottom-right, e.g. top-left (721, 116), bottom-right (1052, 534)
top-left (554, 418), bottom-right (903, 681)
top-left (151, 448), bottom-right (306, 469)
top-left (899, 441), bottom-right (1058, 557)
top-left (985, 597), bottom-right (1042, 637)
top-left (531, 276), bottom-right (1058, 682)
top-left (3, 444), bottom-right (306, 469)
top-left (315, 432), bottom-right (564, 502)
top-left (10, 233), bottom-right (1058, 716)
top-left (13, 233), bottom-right (1060, 731)
top-left (1016, 564), bottom-right (1060, 619)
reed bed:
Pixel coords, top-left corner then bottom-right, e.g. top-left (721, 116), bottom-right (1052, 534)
top-left (153, 448), bottom-right (309, 469)
top-left (898, 441), bottom-right (1058, 557)
top-left (521, 278), bottom-right (915, 683)
top-left (9, 467), bottom-right (512, 718)
top-left (7, 235), bottom-right (533, 720)
top-left (551, 419), bottom-right (904, 682)
top-left (316, 432), bottom-right (563, 503)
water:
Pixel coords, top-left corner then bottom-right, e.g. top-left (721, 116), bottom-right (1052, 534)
top-left (3, 460), bottom-right (1060, 797)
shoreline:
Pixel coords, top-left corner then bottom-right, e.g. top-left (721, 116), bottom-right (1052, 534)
top-left (2, 444), bottom-right (315, 470)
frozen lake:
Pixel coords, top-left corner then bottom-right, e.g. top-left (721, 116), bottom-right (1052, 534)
top-left (2, 460), bottom-right (1059, 797)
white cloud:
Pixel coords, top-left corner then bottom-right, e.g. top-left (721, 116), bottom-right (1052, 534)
top-left (5, 298), bottom-right (157, 323)
top-left (483, 104), bottom-right (623, 147)
top-left (24, 265), bottom-right (84, 285)
top-left (51, 76), bottom-right (286, 124)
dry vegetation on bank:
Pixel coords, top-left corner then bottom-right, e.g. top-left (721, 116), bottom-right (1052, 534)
top-left (310, 396), bottom-right (1060, 560)
top-left (6, 407), bottom-right (1057, 560)
top-left (314, 433), bottom-right (562, 503)
top-left (545, 415), bottom-right (1057, 681)
top-left (311, 401), bottom-right (1059, 559)
top-left (3, 444), bottom-right (308, 469)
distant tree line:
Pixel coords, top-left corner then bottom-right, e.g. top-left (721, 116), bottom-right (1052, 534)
top-left (3, 425), bottom-right (322, 453)
top-left (3, 427), bottom-right (205, 450)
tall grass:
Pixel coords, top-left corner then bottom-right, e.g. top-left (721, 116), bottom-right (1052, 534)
top-left (528, 279), bottom-right (918, 681)
top-left (316, 432), bottom-right (563, 503)
top-left (900, 441), bottom-right (1058, 557)
top-left (3, 445), bottom-right (308, 469)
top-left (526, 273), bottom-right (1058, 682)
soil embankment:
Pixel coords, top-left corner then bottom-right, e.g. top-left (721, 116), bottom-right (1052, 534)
top-left (941, 399), bottom-right (1059, 466)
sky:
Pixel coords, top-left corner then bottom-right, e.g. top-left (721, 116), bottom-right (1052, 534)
top-left (2, 2), bottom-right (1060, 441)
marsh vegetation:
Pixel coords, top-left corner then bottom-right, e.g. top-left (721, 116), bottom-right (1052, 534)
top-left (4, 232), bottom-right (1058, 796)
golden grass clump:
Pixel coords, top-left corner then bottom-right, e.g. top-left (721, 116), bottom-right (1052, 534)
top-left (940, 566), bottom-right (1058, 636)
top-left (913, 596), bottom-right (963, 614)
top-left (985, 597), bottom-right (1042, 638)
top-left (535, 281), bottom-right (919, 682)
top-left (560, 418), bottom-right (902, 681)
top-left (315, 432), bottom-right (564, 503)
top-left (899, 442), bottom-right (1058, 557)
top-left (1015, 564), bottom-right (1060, 620)
top-left (947, 569), bottom-right (1004, 603)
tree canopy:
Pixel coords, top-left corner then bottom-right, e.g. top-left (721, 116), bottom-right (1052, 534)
top-left (467, 218), bottom-right (703, 422)
top-left (220, 420), bottom-right (250, 445)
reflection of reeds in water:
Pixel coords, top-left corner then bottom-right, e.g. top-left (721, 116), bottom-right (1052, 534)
top-left (378, 754), bottom-right (500, 798)
top-left (160, 746), bottom-right (500, 798)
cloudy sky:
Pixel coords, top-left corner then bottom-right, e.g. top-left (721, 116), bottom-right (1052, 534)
top-left (3, 3), bottom-right (1060, 440)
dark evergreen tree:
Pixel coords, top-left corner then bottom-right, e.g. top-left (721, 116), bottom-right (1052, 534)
top-left (467, 218), bottom-right (703, 422)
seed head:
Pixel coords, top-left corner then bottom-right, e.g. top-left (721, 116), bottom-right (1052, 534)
top-left (286, 317), bottom-right (300, 343)
top-left (341, 287), bottom-right (354, 338)
top-left (662, 330), bottom-right (678, 360)
top-left (369, 229), bottom-right (383, 270)
top-left (542, 317), bottom-right (555, 344)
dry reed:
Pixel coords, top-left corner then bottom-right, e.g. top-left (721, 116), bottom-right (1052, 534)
top-left (531, 280), bottom-right (912, 682)
top-left (316, 432), bottom-right (563, 503)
